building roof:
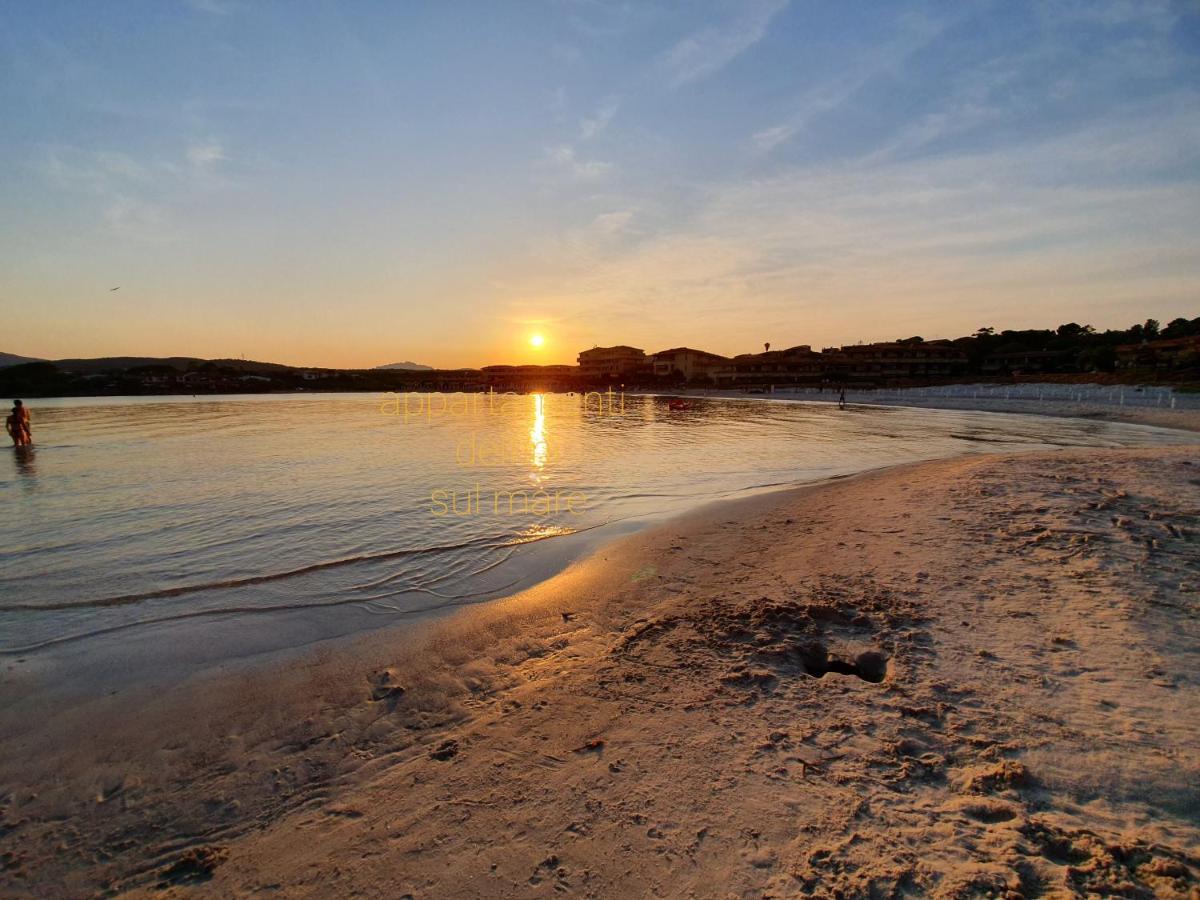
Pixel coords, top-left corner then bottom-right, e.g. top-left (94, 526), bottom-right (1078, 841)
top-left (650, 347), bottom-right (729, 361)
top-left (580, 345), bottom-right (644, 354)
top-left (730, 345), bottom-right (821, 362)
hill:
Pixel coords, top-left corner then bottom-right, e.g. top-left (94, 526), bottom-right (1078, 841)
top-left (0, 352), bottom-right (46, 369)
top-left (375, 361), bottom-right (433, 371)
top-left (51, 356), bottom-right (204, 374)
top-left (44, 356), bottom-right (295, 375)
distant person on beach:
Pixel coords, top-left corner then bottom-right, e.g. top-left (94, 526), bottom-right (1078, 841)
top-left (838, 387), bottom-right (847, 410)
top-left (6, 400), bottom-right (31, 446)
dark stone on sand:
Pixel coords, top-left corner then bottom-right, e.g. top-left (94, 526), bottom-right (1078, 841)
top-left (429, 740), bottom-right (459, 761)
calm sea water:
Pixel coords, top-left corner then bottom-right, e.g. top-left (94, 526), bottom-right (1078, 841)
top-left (2, 392), bottom-right (1195, 659)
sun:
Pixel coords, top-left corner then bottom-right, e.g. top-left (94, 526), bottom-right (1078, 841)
top-left (529, 333), bottom-right (546, 348)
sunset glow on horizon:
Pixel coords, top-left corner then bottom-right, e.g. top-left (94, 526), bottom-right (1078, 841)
top-left (2, 2), bottom-right (1198, 369)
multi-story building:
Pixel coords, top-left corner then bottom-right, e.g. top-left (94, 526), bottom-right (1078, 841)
top-left (980, 349), bottom-right (1072, 375)
top-left (577, 345), bottom-right (646, 380)
top-left (712, 345), bottom-right (824, 385)
top-left (1116, 335), bottom-right (1200, 369)
top-left (649, 347), bottom-right (729, 381)
top-left (481, 365), bottom-right (580, 392)
top-left (825, 341), bottom-right (967, 381)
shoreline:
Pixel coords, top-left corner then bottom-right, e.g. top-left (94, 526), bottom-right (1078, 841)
top-left (0, 464), bottom-right (916, 737)
top-left (4, 447), bottom-right (1200, 896)
top-left (635, 386), bottom-right (1200, 434)
top-left (0, 469), bottom-right (888, 717)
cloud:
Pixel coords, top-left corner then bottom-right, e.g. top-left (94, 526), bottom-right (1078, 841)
top-left (104, 194), bottom-right (176, 243)
top-left (580, 96), bottom-right (619, 140)
top-left (660, 0), bottom-right (788, 88)
top-left (38, 139), bottom-right (231, 242)
top-left (752, 124), bottom-right (797, 152)
top-left (855, 3), bottom-right (1192, 167)
top-left (1036, 0), bottom-right (1179, 33)
top-left (42, 147), bottom-right (154, 189)
top-left (187, 140), bottom-right (227, 168)
top-left (544, 144), bottom-right (613, 181)
top-left (592, 210), bottom-right (634, 236)
top-left (510, 95), bottom-right (1200, 349)
top-left (748, 9), bottom-right (958, 155)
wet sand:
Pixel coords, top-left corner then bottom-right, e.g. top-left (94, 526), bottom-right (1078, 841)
top-left (3, 447), bottom-right (1200, 897)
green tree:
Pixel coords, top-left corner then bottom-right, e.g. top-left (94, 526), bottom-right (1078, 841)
top-left (1162, 317), bottom-right (1199, 339)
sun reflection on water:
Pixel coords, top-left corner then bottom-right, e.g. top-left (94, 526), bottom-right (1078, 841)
top-left (507, 523), bottom-right (576, 545)
top-left (530, 393), bottom-right (547, 472)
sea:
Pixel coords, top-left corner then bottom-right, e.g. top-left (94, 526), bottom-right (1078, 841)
top-left (2, 391), bottom-right (1195, 691)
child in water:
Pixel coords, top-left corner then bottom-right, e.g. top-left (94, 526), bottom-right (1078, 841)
top-left (6, 399), bottom-right (31, 446)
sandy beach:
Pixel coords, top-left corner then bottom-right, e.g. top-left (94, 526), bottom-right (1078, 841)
top-left (4, 444), bottom-right (1200, 897)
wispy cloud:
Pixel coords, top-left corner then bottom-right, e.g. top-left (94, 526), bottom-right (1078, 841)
top-left (544, 144), bottom-right (613, 181)
top-left (857, 3), bottom-right (1190, 167)
top-left (659, 0), bottom-right (788, 88)
top-left (43, 148), bottom-right (153, 189)
top-left (1036, 0), bottom-right (1179, 33)
top-left (510, 94), bottom-right (1200, 349)
top-left (38, 139), bottom-right (232, 242)
top-left (104, 194), bottom-right (176, 243)
top-left (580, 96), bottom-right (619, 140)
top-left (752, 124), bottom-right (796, 152)
top-left (748, 9), bottom-right (957, 156)
top-left (591, 209), bottom-right (634, 236)
top-left (187, 140), bottom-right (227, 168)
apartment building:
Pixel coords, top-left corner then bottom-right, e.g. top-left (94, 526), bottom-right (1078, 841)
top-left (577, 345), bottom-right (646, 380)
top-left (712, 345), bottom-right (824, 385)
top-left (825, 341), bottom-right (967, 380)
top-left (649, 347), bottom-right (730, 381)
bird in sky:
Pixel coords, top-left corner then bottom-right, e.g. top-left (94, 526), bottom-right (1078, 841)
top-left (109, 286), bottom-right (121, 291)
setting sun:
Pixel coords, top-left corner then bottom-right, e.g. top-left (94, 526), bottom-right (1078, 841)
top-left (529, 333), bottom-right (545, 348)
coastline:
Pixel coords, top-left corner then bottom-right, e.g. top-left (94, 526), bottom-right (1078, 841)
top-left (638, 387), bottom-right (1200, 434)
top-left (4, 446), bottom-right (1200, 896)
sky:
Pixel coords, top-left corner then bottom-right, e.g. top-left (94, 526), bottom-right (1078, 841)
top-left (1, 0), bottom-right (1198, 368)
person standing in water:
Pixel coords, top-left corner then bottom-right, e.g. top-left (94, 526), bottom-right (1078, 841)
top-left (6, 400), bottom-right (31, 446)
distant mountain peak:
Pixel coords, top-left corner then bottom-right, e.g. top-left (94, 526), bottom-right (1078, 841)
top-left (374, 360), bottom-right (433, 371)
